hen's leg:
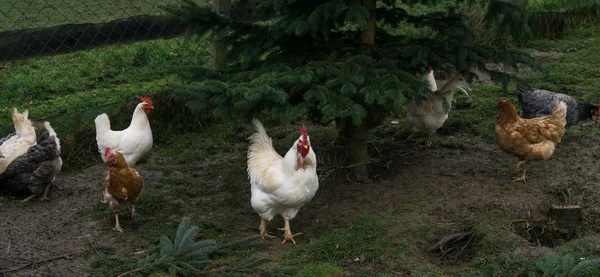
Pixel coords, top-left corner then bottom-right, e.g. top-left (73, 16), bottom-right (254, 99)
top-left (401, 132), bottom-right (418, 143)
top-left (131, 205), bottom-right (136, 218)
top-left (40, 184), bottom-right (51, 201)
top-left (513, 160), bottom-right (527, 172)
top-left (259, 219), bottom-right (276, 239)
top-left (113, 214), bottom-right (124, 232)
top-left (20, 195), bottom-right (37, 203)
top-left (512, 162), bottom-right (529, 183)
top-left (282, 219), bottom-right (302, 245)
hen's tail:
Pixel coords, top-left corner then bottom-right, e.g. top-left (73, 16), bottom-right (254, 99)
top-left (34, 121), bottom-right (61, 153)
top-left (438, 73), bottom-right (470, 96)
top-left (94, 113), bottom-right (111, 134)
top-left (12, 108), bottom-right (36, 143)
top-left (550, 100), bottom-right (568, 123)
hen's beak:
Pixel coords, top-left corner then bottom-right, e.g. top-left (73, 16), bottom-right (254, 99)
top-left (151, 106), bottom-right (155, 109)
top-left (303, 145), bottom-right (308, 149)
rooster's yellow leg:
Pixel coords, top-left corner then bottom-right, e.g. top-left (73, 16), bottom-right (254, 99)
top-left (259, 219), bottom-right (276, 239)
top-left (113, 214), bottom-right (124, 232)
top-left (401, 132), bottom-right (418, 143)
top-left (424, 132), bottom-right (434, 149)
top-left (282, 220), bottom-right (302, 245)
top-left (512, 164), bottom-right (528, 183)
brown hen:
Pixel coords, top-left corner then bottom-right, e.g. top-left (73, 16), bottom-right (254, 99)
top-left (101, 147), bottom-right (143, 232)
top-left (495, 98), bottom-right (567, 182)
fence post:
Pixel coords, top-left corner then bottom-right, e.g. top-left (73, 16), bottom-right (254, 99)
top-left (207, 0), bottom-right (231, 69)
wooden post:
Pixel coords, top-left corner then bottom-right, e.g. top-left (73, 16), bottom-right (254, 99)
top-left (207, 0), bottom-right (230, 69)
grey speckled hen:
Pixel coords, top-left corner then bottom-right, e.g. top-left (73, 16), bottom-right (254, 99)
top-left (0, 122), bottom-right (62, 202)
top-left (518, 86), bottom-right (600, 127)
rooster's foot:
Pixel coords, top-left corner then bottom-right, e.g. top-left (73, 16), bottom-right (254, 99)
top-left (512, 176), bottom-right (527, 183)
top-left (113, 226), bottom-right (124, 232)
top-left (424, 141), bottom-right (432, 149)
top-left (259, 219), bottom-right (276, 239)
top-left (260, 232), bottom-right (277, 240)
top-left (282, 232), bottom-right (302, 245)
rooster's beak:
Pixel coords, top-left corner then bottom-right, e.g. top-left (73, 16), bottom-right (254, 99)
top-left (303, 145), bottom-right (308, 149)
top-left (151, 106), bottom-right (155, 109)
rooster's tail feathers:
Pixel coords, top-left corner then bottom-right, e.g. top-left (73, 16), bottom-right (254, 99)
top-left (248, 119), bottom-right (277, 158)
top-left (94, 113), bottom-right (111, 133)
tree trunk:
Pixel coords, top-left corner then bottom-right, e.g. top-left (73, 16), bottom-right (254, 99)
top-left (335, 0), bottom-right (378, 183)
top-left (361, 0), bottom-right (376, 46)
top-left (207, 0), bottom-right (230, 69)
top-left (338, 119), bottom-right (371, 183)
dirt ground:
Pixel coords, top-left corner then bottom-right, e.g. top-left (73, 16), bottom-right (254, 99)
top-left (1, 125), bottom-right (599, 276)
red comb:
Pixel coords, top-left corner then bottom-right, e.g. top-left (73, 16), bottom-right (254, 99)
top-left (139, 96), bottom-right (153, 106)
top-left (499, 98), bottom-right (504, 102)
top-left (104, 147), bottom-right (111, 158)
top-left (428, 65), bottom-right (433, 72)
top-left (300, 124), bottom-right (308, 142)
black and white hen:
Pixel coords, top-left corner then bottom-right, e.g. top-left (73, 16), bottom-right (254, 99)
top-left (0, 121), bottom-right (63, 202)
top-left (518, 85), bottom-right (600, 127)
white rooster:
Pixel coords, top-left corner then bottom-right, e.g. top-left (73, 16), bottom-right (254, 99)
top-left (0, 108), bottom-right (37, 174)
top-left (247, 119), bottom-right (319, 245)
top-left (402, 66), bottom-right (469, 149)
top-left (94, 96), bottom-right (154, 167)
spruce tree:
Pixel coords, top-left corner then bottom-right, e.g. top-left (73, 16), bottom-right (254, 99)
top-left (165, 0), bottom-right (543, 181)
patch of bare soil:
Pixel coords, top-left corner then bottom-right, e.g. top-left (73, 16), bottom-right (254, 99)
top-left (1, 129), bottom-right (598, 276)
top-left (0, 161), bottom-right (162, 277)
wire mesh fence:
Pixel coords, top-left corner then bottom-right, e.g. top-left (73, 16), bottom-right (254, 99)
top-left (0, 0), bottom-right (259, 145)
top-left (0, 0), bottom-right (193, 139)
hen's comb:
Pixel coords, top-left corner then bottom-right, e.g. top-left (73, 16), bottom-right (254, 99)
top-left (139, 96), bottom-right (153, 106)
top-left (428, 65), bottom-right (433, 72)
top-left (499, 98), bottom-right (504, 103)
top-left (300, 124), bottom-right (308, 143)
top-left (104, 147), bottom-right (112, 159)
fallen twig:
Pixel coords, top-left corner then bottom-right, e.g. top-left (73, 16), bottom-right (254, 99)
top-left (428, 232), bottom-right (472, 252)
top-left (1, 254), bottom-right (70, 274)
top-left (87, 235), bottom-right (103, 258)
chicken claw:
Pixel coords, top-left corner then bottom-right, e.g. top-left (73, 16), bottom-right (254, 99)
top-left (40, 184), bottom-right (51, 201)
top-left (425, 141), bottom-right (433, 149)
top-left (282, 232), bottom-right (302, 245)
top-left (512, 172), bottom-right (527, 183)
top-left (511, 163), bottom-right (528, 183)
top-left (259, 219), bottom-right (276, 240)
top-left (113, 214), bottom-right (124, 232)
top-left (281, 219), bottom-right (301, 245)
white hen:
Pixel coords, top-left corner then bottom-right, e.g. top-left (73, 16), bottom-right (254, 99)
top-left (0, 108), bottom-right (37, 174)
top-left (95, 96), bottom-right (154, 167)
top-left (247, 119), bottom-right (319, 245)
top-left (403, 66), bottom-right (468, 149)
